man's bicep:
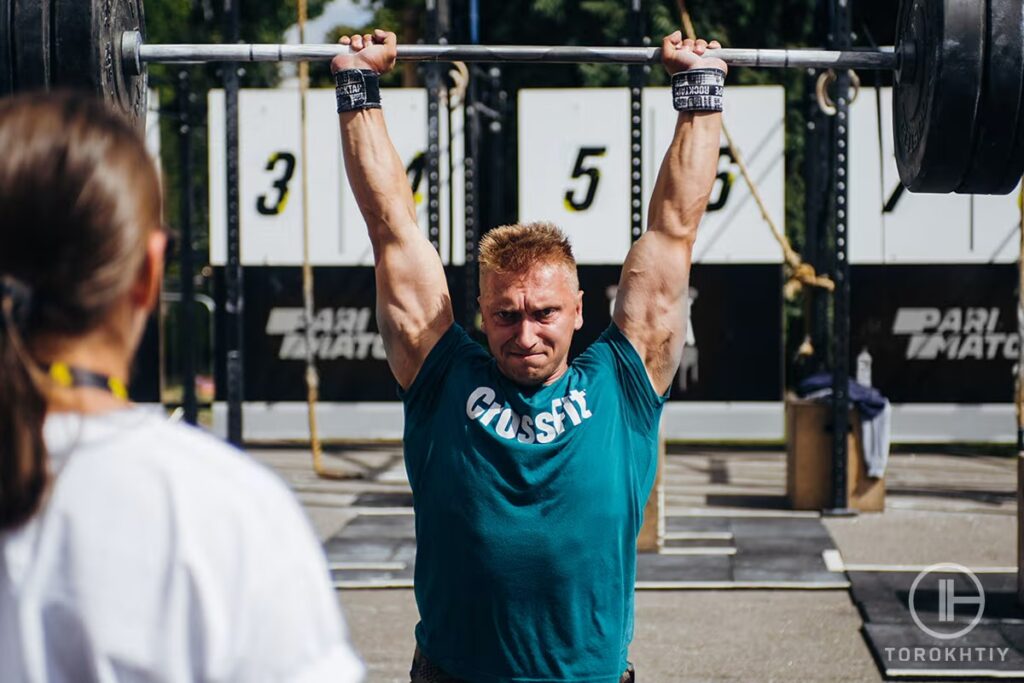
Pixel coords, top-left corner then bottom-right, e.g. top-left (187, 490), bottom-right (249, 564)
top-left (374, 231), bottom-right (454, 389)
top-left (612, 231), bottom-right (692, 393)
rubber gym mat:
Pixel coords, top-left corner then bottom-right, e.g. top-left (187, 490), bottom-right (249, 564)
top-left (849, 571), bottom-right (1024, 678)
top-left (352, 492), bottom-right (415, 507)
top-left (327, 514), bottom-right (847, 589)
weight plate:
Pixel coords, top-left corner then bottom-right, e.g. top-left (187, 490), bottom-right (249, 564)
top-left (52, 0), bottom-right (147, 133)
top-left (0, 0), bottom-right (12, 94)
top-left (894, 0), bottom-right (986, 193)
top-left (957, 0), bottom-right (1024, 195)
top-left (11, 0), bottom-right (50, 90)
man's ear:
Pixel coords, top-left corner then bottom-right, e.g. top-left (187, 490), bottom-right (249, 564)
top-left (132, 230), bottom-right (167, 312)
top-left (575, 290), bottom-right (584, 331)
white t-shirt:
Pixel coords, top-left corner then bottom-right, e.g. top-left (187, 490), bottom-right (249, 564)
top-left (0, 408), bottom-right (364, 683)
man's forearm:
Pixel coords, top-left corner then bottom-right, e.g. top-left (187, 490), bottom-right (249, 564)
top-left (647, 111), bottom-right (722, 244)
top-left (339, 109), bottom-right (417, 243)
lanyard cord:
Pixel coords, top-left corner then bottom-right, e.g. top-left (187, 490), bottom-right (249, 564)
top-left (47, 362), bottom-right (128, 400)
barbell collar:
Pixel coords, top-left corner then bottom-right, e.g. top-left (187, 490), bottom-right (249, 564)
top-left (124, 32), bottom-right (898, 73)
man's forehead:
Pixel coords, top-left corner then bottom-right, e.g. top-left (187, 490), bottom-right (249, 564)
top-left (482, 262), bottom-right (577, 289)
top-left (483, 270), bottom-right (577, 304)
top-left (486, 288), bottom-right (565, 309)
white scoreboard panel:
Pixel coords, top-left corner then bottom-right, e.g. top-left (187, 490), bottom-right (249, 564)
top-left (848, 88), bottom-right (1021, 264)
top-left (518, 86), bottom-right (786, 264)
top-left (209, 88), bottom-right (465, 266)
top-left (518, 89), bottom-right (633, 264)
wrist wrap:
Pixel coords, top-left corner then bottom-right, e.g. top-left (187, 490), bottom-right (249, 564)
top-left (335, 69), bottom-right (382, 113)
top-left (672, 68), bottom-right (725, 113)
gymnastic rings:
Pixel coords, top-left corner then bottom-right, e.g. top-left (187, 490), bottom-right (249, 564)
top-left (816, 69), bottom-right (861, 116)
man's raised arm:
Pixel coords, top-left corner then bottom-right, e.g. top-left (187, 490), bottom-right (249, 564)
top-left (333, 30), bottom-right (453, 389)
top-left (612, 33), bottom-right (726, 396)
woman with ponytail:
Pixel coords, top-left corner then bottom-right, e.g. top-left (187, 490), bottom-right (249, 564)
top-left (0, 93), bottom-right (363, 682)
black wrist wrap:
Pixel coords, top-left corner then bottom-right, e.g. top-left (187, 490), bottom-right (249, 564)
top-left (335, 69), bottom-right (382, 113)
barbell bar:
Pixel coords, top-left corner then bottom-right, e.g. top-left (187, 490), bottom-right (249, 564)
top-left (6, 0), bottom-right (1023, 195)
top-left (121, 32), bottom-right (900, 72)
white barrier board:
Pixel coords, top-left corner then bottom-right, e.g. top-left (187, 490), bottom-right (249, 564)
top-left (518, 86), bottom-right (786, 264)
top-left (848, 88), bottom-right (1022, 264)
top-left (209, 88), bottom-right (465, 266)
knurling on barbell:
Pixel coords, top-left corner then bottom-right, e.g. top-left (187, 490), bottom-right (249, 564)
top-left (6, 0), bottom-right (1024, 195)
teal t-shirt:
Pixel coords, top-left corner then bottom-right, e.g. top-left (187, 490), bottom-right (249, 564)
top-left (401, 323), bottom-right (667, 683)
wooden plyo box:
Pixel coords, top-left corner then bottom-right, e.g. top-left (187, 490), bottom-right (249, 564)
top-left (637, 425), bottom-right (666, 553)
top-left (786, 398), bottom-right (885, 512)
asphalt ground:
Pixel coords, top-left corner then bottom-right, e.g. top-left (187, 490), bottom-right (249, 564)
top-left (252, 446), bottom-right (1018, 682)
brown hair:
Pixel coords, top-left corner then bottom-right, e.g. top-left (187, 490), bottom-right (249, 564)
top-left (478, 222), bottom-right (578, 287)
top-left (0, 92), bottom-right (162, 531)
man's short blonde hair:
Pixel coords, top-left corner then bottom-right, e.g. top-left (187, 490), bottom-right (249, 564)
top-left (478, 222), bottom-right (578, 286)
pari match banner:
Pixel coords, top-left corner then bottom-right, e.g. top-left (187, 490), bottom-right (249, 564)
top-left (851, 265), bottom-right (1019, 405)
top-left (574, 265), bottom-right (783, 402)
top-left (212, 264), bottom-right (782, 405)
top-left (213, 267), bottom-right (465, 403)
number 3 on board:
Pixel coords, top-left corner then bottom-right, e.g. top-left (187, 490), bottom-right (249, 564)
top-left (256, 152), bottom-right (297, 216)
top-left (564, 147), bottom-right (607, 212)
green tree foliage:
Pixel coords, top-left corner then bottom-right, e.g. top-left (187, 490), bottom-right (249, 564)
top-left (147, 0), bottom-right (331, 85)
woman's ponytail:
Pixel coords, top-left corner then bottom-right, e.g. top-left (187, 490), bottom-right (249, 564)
top-left (0, 276), bottom-right (48, 531)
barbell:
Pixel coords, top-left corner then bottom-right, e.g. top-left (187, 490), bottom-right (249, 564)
top-left (1, 0), bottom-right (1020, 195)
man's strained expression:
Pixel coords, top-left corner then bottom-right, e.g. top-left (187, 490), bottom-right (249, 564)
top-left (479, 261), bottom-right (584, 386)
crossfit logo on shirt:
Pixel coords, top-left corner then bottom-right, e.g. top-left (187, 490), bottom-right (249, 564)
top-left (892, 307), bottom-right (1019, 361)
top-left (465, 386), bottom-right (594, 444)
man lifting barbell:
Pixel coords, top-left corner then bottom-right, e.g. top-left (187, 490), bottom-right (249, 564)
top-left (333, 28), bottom-right (725, 682)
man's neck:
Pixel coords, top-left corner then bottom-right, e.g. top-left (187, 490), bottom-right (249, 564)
top-left (497, 362), bottom-right (570, 389)
top-left (542, 364), bottom-right (570, 386)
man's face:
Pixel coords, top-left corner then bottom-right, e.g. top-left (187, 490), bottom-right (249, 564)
top-left (479, 262), bottom-right (584, 386)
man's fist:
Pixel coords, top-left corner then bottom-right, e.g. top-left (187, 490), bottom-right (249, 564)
top-left (662, 32), bottom-right (728, 76)
top-left (331, 29), bottom-right (397, 75)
